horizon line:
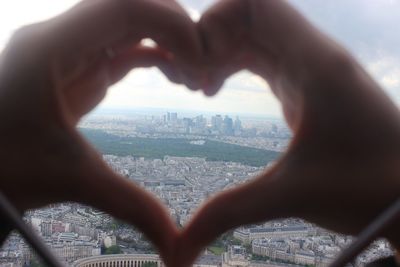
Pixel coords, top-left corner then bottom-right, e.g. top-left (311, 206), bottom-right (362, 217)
top-left (91, 106), bottom-right (284, 119)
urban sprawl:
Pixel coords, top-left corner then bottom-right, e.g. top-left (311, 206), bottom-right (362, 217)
top-left (0, 112), bottom-right (394, 267)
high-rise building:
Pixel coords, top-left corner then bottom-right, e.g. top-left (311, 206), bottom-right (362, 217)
top-left (234, 116), bottom-right (242, 136)
top-left (211, 115), bottom-right (223, 131)
top-left (170, 112), bottom-right (178, 122)
top-left (223, 115), bottom-right (234, 135)
top-left (234, 116), bottom-right (242, 131)
top-left (182, 118), bottom-right (193, 133)
top-left (194, 115), bottom-right (207, 129)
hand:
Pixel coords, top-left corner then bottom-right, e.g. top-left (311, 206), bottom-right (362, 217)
top-left (0, 0), bottom-right (202, 264)
top-left (178, 0), bottom-right (400, 265)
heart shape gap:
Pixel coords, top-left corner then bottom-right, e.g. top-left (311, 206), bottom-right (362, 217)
top-left (2, 0), bottom-right (400, 266)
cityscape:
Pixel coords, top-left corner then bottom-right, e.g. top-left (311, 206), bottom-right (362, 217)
top-left (0, 111), bottom-right (395, 267)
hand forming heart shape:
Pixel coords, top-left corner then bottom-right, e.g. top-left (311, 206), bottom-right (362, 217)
top-left (0, 0), bottom-right (399, 267)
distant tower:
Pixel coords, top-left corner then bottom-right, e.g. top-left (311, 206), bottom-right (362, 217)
top-left (234, 116), bottom-right (242, 136)
top-left (234, 116), bottom-right (242, 131)
top-left (170, 112), bottom-right (178, 122)
top-left (211, 115), bottom-right (223, 131)
top-left (183, 118), bottom-right (193, 133)
top-left (211, 116), bottom-right (217, 129)
top-left (223, 116), bottom-right (234, 135)
top-left (195, 115), bottom-right (206, 129)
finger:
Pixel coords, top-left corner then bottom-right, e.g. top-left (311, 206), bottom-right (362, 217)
top-left (198, 0), bottom-right (250, 56)
top-left (45, 0), bottom-right (202, 88)
top-left (200, 61), bottom-right (248, 97)
top-left (197, 0), bottom-right (253, 96)
top-left (177, 164), bottom-right (292, 267)
top-left (72, 139), bottom-right (179, 266)
top-left (62, 58), bottom-right (109, 124)
top-left (108, 45), bottom-right (184, 85)
top-left (63, 45), bottom-right (183, 123)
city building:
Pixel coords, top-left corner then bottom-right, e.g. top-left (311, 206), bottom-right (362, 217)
top-left (234, 226), bottom-right (316, 243)
top-left (74, 254), bottom-right (162, 267)
top-left (74, 254), bottom-right (222, 267)
top-left (222, 246), bottom-right (249, 267)
top-left (234, 117), bottom-right (242, 135)
top-left (223, 116), bottom-right (234, 136)
top-left (211, 115), bottom-right (223, 132)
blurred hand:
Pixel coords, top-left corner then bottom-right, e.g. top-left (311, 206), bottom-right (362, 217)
top-left (1, 1), bottom-right (399, 266)
top-left (0, 0), bottom-right (202, 264)
top-left (178, 0), bottom-right (400, 265)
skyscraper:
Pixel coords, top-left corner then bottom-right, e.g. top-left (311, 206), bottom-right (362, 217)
top-left (211, 115), bottom-right (223, 131)
top-left (223, 116), bottom-right (234, 135)
top-left (234, 116), bottom-right (242, 131)
top-left (234, 116), bottom-right (242, 136)
top-left (170, 112), bottom-right (178, 122)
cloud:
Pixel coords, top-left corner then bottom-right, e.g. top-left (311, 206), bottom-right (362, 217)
top-left (286, 0), bottom-right (400, 107)
top-left (382, 74), bottom-right (400, 89)
top-left (1, 0), bottom-right (400, 116)
top-left (222, 71), bottom-right (269, 93)
top-left (288, 0), bottom-right (400, 59)
top-left (365, 55), bottom-right (400, 102)
top-left (177, 0), bottom-right (217, 13)
top-left (186, 7), bottom-right (201, 22)
top-left (101, 68), bottom-right (282, 116)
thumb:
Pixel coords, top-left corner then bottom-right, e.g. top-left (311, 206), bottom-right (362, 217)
top-left (177, 164), bottom-right (292, 267)
top-left (64, 44), bottom-right (184, 123)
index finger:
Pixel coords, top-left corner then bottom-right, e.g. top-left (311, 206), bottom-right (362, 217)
top-left (42, 0), bottom-right (202, 87)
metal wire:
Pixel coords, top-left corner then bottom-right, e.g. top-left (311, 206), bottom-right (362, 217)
top-left (0, 191), bottom-right (65, 267)
top-left (330, 198), bottom-right (400, 267)
top-left (0, 190), bottom-right (399, 267)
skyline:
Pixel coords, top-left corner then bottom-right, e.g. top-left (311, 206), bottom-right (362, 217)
top-left (89, 106), bottom-right (279, 120)
top-left (0, 1), bottom-right (399, 117)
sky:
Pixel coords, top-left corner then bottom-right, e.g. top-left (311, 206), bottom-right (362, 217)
top-left (0, 1), bottom-right (399, 117)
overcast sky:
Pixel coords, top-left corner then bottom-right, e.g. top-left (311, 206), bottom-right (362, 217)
top-left (0, 0), bottom-right (399, 117)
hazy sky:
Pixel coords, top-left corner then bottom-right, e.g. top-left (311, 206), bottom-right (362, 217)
top-left (0, 1), bottom-right (399, 117)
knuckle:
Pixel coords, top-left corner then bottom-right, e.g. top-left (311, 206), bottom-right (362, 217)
top-left (7, 23), bottom-right (50, 66)
top-left (10, 23), bottom-right (45, 49)
top-left (12, 24), bottom-right (36, 40)
top-left (108, 0), bottom-right (131, 25)
top-left (199, 8), bottom-right (221, 27)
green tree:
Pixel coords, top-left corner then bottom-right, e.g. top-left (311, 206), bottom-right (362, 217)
top-left (251, 254), bottom-right (270, 261)
top-left (29, 258), bottom-right (47, 267)
top-left (80, 129), bottom-right (280, 167)
top-left (104, 245), bottom-right (122, 255)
